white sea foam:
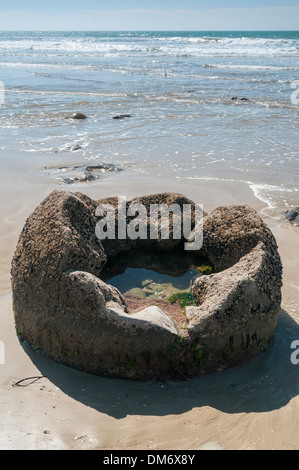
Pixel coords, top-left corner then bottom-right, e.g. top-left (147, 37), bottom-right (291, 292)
top-left (203, 64), bottom-right (299, 72)
top-left (249, 183), bottom-right (298, 216)
top-left (185, 177), bottom-right (298, 216)
top-left (0, 35), bottom-right (298, 58)
top-left (5, 87), bottom-right (127, 98)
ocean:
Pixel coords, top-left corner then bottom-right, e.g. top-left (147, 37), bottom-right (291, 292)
top-left (0, 30), bottom-right (298, 218)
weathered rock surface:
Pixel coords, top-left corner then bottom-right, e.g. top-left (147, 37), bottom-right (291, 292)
top-left (11, 191), bottom-right (282, 380)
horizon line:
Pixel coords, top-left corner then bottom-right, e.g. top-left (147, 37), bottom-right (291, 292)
top-left (0, 29), bottom-right (298, 32)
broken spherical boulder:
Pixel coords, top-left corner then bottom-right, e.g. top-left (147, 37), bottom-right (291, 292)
top-left (11, 190), bottom-right (282, 380)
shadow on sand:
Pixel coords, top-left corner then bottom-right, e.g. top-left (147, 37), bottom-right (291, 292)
top-left (20, 309), bottom-right (299, 419)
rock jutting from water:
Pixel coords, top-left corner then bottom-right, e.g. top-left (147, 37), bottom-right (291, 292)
top-left (112, 114), bottom-right (132, 120)
top-left (285, 207), bottom-right (299, 226)
top-left (11, 191), bottom-right (283, 381)
top-left (66, 112), bottom-right (87, 120)
top-left (231, 96), bottom-right (250, 102)
top-left (46, 162), bottom-right (122, 185)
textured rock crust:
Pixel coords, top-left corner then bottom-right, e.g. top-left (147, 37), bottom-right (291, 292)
top-left (11, 190), bottom-right (282, 380)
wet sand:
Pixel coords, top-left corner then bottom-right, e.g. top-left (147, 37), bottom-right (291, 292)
top-left (0, 150), bottom-right (298, 450)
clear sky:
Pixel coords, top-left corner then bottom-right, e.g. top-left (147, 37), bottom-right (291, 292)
top-left (0, 1), bottom-right (298, 31)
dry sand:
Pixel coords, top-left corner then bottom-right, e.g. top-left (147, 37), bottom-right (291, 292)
top-left (0, 150), bottom-right (298, 450)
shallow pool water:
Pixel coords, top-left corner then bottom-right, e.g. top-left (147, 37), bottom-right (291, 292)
top-left (107, 267), bottom-right (200, 300)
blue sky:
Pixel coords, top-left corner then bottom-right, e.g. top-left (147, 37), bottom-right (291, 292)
top-left (0, 1), bottom-right (298, 30)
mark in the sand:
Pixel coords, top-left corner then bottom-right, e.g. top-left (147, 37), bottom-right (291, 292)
top-left (12, 376), bottom-right (47, 387)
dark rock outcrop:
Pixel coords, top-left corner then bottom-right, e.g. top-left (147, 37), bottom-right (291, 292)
top-left (11, 191), bottom-right (282, 380)
top-left (66, 113), bottom-right (87, 120)
top-left (48, 162), bottom-right (122, 185)
top-left (113, 114), bottom-right (131, 120)
top-left (231, 97), bottom-right (250, 102)
top-left (285, 207), bottom-right (299, 226)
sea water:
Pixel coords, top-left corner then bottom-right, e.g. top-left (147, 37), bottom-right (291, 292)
top-left (0, 31), bottom-right (298, 216)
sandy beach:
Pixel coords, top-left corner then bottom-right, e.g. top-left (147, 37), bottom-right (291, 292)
top-left (0, 149), bottom-right (298, 450)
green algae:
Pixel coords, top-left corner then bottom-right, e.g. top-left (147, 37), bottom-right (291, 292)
top-left (168, 292), bottom-right (196, 310)
top-left (196, 265), bottom-right (213, 275)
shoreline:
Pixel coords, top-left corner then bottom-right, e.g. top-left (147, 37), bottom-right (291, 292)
top-left (0, 148), bottom-right (298, 450)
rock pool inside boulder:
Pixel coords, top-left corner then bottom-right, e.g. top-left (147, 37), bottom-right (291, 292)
top-left (11, 190), bottom-right (283, 380)
top-left (100, 248), bottom-right (213, 331)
